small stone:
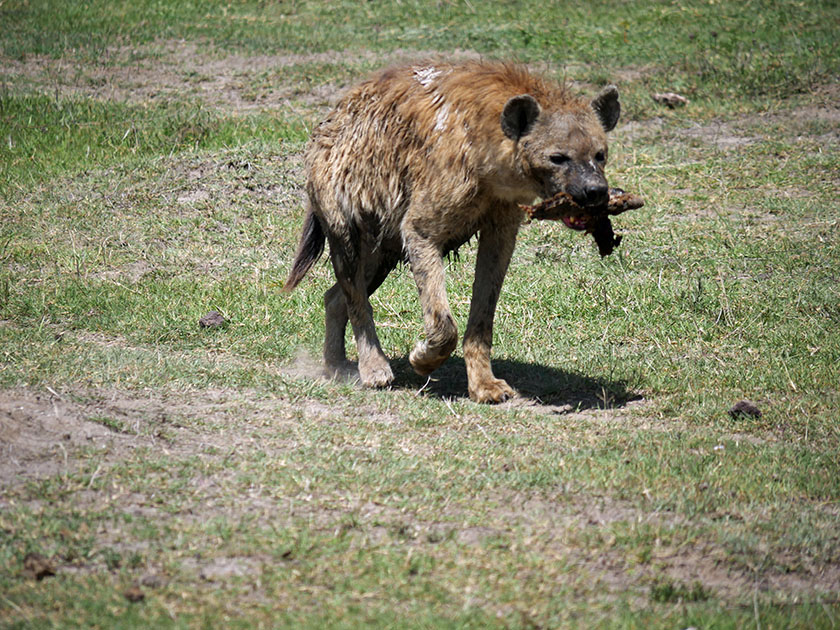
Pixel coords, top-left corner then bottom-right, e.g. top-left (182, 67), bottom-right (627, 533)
top-left (652, 92), bottom-right (690, 108)
top-left (140, 573), bottom-right (164, 588)
top-left (198, 311), bottom-right (227, 328)
top-left (728, 399), bottom-right (762, 419)
top-left (23, 553), bottom-right (55, 580)
top-left (124, 585), bottom-right (145, 602)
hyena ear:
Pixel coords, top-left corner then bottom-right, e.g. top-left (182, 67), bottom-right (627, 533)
top-left (591, 85), bottom-right (620, 132)
top-left (501, 94), bottom-right (541, 141)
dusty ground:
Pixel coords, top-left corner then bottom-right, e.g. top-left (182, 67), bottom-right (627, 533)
top-left (2, 385), bottom-right (838, 602)
top-left (4, 40), bottom-right (837, 162)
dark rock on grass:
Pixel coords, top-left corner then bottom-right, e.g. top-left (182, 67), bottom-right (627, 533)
top-left (140, 573), bottom-right (165, 589)
top-left (728, 399), bottom-right (762, 419)
top-left (23, 552), bottom-right (55, 580)
top-left (199, 311), bottom-right (227, 329)
top-left (124, 584), bottom-right (146, 602)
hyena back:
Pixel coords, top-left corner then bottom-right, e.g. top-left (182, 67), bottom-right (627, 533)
top-left (284, 61), bottom-right (620, 403)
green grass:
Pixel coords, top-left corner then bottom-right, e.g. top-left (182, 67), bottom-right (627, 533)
top-left (2, 0), bottom-right (838, 112)
top-left (1, 0), bottom-right (839, 628)
top-left (0, 93), bottom-right (308, 190)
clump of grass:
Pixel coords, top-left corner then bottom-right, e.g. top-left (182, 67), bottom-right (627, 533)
top-left (650, 577), bottom-right (712, 603)
top-left (87, 415), bottom-right (130, 434)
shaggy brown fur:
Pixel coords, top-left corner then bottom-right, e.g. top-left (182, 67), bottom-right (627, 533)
top-left (284, 61), bottom-right (620, 403)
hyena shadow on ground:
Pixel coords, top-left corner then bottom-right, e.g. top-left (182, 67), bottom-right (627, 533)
top-left (389, 356), bottom-right (637, 412)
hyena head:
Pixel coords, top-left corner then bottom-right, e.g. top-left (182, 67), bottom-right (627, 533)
top-left (502, 86), bottom-right (621, 225)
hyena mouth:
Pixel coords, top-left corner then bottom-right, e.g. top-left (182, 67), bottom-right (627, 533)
top-left (560, 213), bottom-right (593, 231)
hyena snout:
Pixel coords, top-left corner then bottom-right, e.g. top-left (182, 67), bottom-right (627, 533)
top-left (566, 175), bottom-right (609, 208)
top-left (582, 181), bottom-right (609, 207)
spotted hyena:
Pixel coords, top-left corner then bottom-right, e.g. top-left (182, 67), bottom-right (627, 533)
top-left (284, 61), bottom-right (620, 403)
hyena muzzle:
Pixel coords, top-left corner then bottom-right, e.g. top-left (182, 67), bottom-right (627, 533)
top-left (283, 61), bottom-right (620, 403)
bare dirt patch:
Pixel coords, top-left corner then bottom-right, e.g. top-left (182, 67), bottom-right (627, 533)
top-left (681, 121), bottom-right (756, 150)
top-left (0, 388), bottom-right (143, 486)
top-left (676, 100), bottom-right (840, 152)
top-left (0, 385), bottom-right (268, 489)
top-left (3, 384), bottom-right (836, 604)
top-left (500, 394), bottom-right (649, 420)
top-left (338, 488), bottom-right (840, 601)
top-left (181, 555), bottom-right (266, 582)
top-left (616, 83), bottom-right (840, 152)
top-left (2, 41), bottom-right (343, 113)
top-left (0, 376), bottom-right (397, 491)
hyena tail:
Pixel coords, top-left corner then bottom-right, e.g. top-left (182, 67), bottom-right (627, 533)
top-left (283, 209), bottom-right (325, 292)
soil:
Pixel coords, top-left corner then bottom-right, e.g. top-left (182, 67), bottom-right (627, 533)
top-left (2, 385), bottom-right (838, 601)
top-left (615, 83), bottom-right (840, 153)
top-left (0, 388), bottom-right (139, 486)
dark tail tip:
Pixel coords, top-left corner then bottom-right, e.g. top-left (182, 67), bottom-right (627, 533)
top-left (283, 209), bottom-right (326, 292)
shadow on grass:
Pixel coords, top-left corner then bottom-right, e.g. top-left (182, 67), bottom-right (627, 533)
top-left (389, 355), bottom-right (639, 412)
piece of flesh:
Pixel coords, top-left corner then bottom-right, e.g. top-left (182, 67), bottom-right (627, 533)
top-left (518, 188), bottom-right (644, 257)
top-left (590, 216), bottom-right (622, 257)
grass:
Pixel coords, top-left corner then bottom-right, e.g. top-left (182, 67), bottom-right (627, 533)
top-left (1, 0), bottom-right (839, 628)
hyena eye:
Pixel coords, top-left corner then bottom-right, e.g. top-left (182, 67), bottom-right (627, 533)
top-left (595, 151), bottom-right (606, 163)
top-left (549, 153), bottom-right (570, 165)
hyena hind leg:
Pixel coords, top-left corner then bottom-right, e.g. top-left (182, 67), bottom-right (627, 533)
top-left (328, 244), bottom-right (395, 389)
top-left (322, 252), bottom-right (399, 382)
top-left (323, 283), bottom-right (351, 378)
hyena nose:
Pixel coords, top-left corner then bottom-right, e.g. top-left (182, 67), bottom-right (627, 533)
top-left (584, 183), bottom-right (609, 206)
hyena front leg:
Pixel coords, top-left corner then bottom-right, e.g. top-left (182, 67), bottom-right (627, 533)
top-left (327, 236), bottom-right (394, 388)
top-left (403, 229), bottom-right (458, 376)
top-left (463, 213), bottom-right (521, 403)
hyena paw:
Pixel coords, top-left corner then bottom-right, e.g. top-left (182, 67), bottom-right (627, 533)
top-left (409, 341), bottom-right (453, 376)
top-left (323, 360), bottom-right (354, 381)
top-left (358, 358), bottom-right (395, 389)
top-left (469, 377), bottom-right (516, 404)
